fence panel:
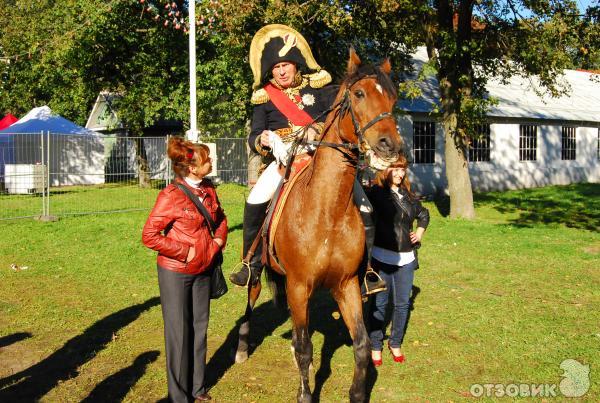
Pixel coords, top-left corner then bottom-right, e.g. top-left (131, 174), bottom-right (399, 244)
top-left (0, 134), bottom-right (248, 220)
top-left (0, 132), bottom-right (46, 219)
top-left (214, 137), bottom-right (248, 185)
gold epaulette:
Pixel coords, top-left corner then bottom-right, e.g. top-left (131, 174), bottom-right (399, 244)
top-left (251, 88), bottom-right (270, 105)
top-left (307, 70), bottom-right (332, 88)
top-left (251, 69), bottom-right (332, 104)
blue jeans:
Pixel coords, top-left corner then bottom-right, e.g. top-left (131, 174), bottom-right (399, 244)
top-left (368, 258), bottom-right (417, 351)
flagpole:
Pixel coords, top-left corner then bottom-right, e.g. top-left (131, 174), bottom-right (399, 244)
top-left (187, 0), bottom-right (198, 143)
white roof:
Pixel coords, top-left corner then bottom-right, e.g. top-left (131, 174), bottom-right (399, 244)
top-left (0, 106), bottom-right (99, 135)
top-left (397, 47), bottom-right (600, 123)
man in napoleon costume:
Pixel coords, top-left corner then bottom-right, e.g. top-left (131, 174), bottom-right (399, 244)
top-left (229, 24), bottom-right (386, 295)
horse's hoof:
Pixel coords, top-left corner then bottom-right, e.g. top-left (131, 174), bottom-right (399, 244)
top-left (235, 350), bottom-right (248, 363)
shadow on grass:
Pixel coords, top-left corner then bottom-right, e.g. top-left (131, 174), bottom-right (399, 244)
top-left (433, 195), bottom-right (450, 218)
top-left (475, 183), bottom-right (600, 231)
top-left (274, 290), bottom-right (379, 402)
top-left (208, 289), bottom-right (378, 401)
top-left (81, 350), bottom-right (160, 403)
top-left (204, 297), bottom-right (289, 390)
top-left (308, 290), bottom-right (376, 402)
top-left (0, 297), bottom-right (160, 401)
top-left (227, 222), bottom-right (244, 233)
top-left (0, 332), bottom-right (32, 348)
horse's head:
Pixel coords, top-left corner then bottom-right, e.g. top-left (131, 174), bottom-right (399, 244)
top-left (334, 49), bottom-right (403, 170)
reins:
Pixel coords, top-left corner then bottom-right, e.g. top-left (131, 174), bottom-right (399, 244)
top-left (296, 74), bottom-right (395, 154)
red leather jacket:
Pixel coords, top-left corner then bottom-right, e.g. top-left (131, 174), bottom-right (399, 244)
top-left (142, 178), bottom-right (228, 275)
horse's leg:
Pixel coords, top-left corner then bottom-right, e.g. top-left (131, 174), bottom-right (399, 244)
top-left (235, 280), bottom-right (262, 363)
top-left (332, 279), bottom-right (370, 403)
top-left (288, 285), bottom-right (313, 403)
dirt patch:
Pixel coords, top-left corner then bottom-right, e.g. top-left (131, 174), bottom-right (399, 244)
top-left (582, 244), bottom-right (600, 255)
top-left (0, 342), bottom-right (41, 378)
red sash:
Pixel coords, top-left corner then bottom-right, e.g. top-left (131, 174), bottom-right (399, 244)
top-left (264, 83), bottom-right (314, 127)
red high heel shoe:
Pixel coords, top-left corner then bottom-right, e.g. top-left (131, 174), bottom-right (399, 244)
top-left (388, 345), bottom-right (405, 363)
top-left (371, 351), bottom-right (382, 367)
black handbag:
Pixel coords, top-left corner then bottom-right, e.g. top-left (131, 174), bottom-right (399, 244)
top-left (176, 183), bottom-right (228, 299)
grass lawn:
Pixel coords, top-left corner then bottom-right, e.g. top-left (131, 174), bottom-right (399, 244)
top-left (0, 183), bottom-right (598, 402)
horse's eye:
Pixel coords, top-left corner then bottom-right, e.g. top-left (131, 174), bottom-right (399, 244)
top-left (354, 90), bottom-right (365, 99)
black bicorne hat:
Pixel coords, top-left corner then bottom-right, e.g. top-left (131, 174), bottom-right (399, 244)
top-left (250, 24), bottom-right (322, 90)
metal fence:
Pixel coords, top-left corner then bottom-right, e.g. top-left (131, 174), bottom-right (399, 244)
top-left (0, 132), bottom-right (248, 220)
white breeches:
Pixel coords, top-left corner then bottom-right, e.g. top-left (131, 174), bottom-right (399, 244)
top-left (248, 160), bottom-right (374, 216)
top-left (247, 161), bottom-right (282, 204)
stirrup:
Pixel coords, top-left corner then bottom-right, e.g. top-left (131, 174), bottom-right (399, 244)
top-left (230, 261), bottom-right (253, 288)
top-left (362, 267), bottom-right (387, 296)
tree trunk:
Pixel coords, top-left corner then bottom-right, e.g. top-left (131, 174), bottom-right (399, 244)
top-left (135, 137), bottom-right (151, 188)
top-left (434, 0), bottom-right (476, 219)
top-left (442, 111), bottom-right (475, 219)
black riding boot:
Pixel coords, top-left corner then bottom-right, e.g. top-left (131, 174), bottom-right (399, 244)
top-left (229, 201), bottom-right (269, 287)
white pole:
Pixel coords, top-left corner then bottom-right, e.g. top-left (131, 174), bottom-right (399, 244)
top-left (187, 0), bottom-right (198, 143)
top-left (46, 130), bottom-right (50, 217)
top-left (41, 131), bottom-right (46, 216)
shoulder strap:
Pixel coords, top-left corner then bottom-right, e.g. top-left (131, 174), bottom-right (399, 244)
top-left (176, 183), bottom-right (217, 236)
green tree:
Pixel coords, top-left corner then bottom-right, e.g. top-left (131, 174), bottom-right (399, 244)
top-left (572, 3), bottom-right (600, 70)
top-left (415, 0), bottom-right (590, 218)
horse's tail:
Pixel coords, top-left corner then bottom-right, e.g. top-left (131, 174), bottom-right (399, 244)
top-left (264, 267), bottom-right (287, 309)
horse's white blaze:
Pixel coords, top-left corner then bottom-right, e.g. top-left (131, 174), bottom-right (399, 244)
top-left (375, 83), bottom-right (383, 94)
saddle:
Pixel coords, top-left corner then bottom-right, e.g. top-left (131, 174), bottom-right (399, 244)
top-left (260, 153), bottom-right (313, 275)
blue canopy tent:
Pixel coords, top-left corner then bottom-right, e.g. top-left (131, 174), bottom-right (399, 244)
top-left (0, 106), bottom-right (105, 191)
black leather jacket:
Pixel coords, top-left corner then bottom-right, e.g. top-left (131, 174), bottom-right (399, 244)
top-left (366, 186), bottom-right (430, 253)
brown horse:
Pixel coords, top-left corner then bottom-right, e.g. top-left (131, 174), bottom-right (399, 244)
top-left (235, 49), bottom-right (403, 403)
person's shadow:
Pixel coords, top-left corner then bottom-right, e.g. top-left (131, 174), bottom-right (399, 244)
top-left (0, 297), bottom-right (160, 401)
top-left (0, 332), bottom-right (32, 348)
top-left (203, 297), bottom-right (289, 389)
top-left (304, 290), bottom-right (379, 402)
top-left (81, 350), bottom-right (160, 402)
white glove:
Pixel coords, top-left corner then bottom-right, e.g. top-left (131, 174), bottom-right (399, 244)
top-left (268, 131), bottom-right (293, 166)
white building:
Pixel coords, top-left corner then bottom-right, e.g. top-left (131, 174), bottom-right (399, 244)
top-left (397, 47), bottom-right (600, 194)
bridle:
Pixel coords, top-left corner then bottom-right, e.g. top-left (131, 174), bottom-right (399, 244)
top-left (303, 74), bottom-right (395, 152)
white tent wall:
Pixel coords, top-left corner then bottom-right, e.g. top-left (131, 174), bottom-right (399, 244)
top-left (1, 132), bottom-right (105, 188)
top-left (47, 133), bottom-right (105, 186)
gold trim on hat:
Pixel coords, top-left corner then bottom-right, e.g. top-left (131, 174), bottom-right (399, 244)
top-left (249, 24), bottom-right (322, 90)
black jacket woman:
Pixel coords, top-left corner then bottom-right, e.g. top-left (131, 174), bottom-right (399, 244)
top-left (366, 155), bottom-right (429, 366)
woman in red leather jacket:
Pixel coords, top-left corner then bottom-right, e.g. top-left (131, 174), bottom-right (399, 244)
top-left (142, 137), bottom-right (227, 402)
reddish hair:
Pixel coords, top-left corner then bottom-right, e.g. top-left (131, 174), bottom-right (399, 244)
top-left (167, 137), bottom-right (210, 178)
top-left (373, 154), bottom-right (414, 198)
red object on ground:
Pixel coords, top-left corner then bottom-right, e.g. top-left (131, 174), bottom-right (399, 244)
top-left (0, 114), bottom-right (18, 130)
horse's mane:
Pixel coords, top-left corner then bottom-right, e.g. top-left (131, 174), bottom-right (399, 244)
top-left (342, 63), bottom-right (397, 99)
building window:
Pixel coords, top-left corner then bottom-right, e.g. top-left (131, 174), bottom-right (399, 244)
top-left (468, 124), bottom-right (491, 162)
top-left (561, 126), bottom-right (576, 160)
top-left (413, 121), bottom-right (435, 164)
top-left (519, 125), bottom-right (537, 161)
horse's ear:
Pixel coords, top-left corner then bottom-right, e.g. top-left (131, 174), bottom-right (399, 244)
top-left (347, 47), bottom-right (361, 75)
top-left (380, 58), bottom-right (391, 75)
